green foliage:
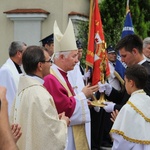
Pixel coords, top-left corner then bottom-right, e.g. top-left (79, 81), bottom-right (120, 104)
top-left (77, 0), bottom-right (150, 66)
top-left (100, 0), bottom-right (150, 45)
top-left (76, 21), bottom-right (89, 68)
top-left (100, 0), bottom-right (126, 46)
top-left (130, 0), bottom-right (150, 37)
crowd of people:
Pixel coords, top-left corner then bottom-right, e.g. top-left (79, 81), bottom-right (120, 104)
top-left (0, 18), bottom-right (150, 150)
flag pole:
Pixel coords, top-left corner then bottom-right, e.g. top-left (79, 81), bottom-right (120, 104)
top-left (86, 0), bottom-right (110, 107)
top-left (86, 0), bottom-right (94, 70)
top-left (91, 42), bottom-right (108, 107)
top-left (84, 0), bottom-right (93, 85)
top-left (126, 0), bottom-right (130, 15)
top-left (126, 0), bottom-right (129, 12)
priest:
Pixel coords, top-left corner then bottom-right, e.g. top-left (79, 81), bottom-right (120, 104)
top-left (44, 19), bottom-right (98, 150)
top-left (10, 46), bottom-right (69, 150)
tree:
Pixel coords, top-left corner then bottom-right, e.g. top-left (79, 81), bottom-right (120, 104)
top-left (130, 0), bottom-right (150, 37)
top-left (100, 0), bottom-right (125, 46)
top-left (76, 21), bottom-right (89, 68)
top-left (77, 0), bottom-right (150, 66)
top-left (100, 0), bottom-right (150, 46)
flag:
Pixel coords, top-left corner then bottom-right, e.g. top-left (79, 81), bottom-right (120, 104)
top-left (121, 9), bottom-right (134, 38)
top-left (86, 0), bottom-right (110, 85)
top-left (115, 56), bottom-right (127, 79)
top-left (115, 0), bottom-right (134, 79)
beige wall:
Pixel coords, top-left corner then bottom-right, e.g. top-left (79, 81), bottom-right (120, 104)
top-left (0, 0), bottom-right (89, 66)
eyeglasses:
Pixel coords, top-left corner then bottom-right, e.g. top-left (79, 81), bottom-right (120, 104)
top-left (41, 58), bottom-right (53, 64)
top-left (18, 50), bottom-right (23, 53)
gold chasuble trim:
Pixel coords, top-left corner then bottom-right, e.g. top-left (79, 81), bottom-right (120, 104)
top-left (50, 68), bottom-right (89, 150)
top-left (72, 125), bottom-right (89, 150)
top-left (111, 129), bottom-right (150, 144)
top-left (127, 101), bottom-right (150, 122)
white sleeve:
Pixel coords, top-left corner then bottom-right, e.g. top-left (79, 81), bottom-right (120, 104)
top-left (69, 93), bottom-right (90, 126)
top-left (112, 133), bottom-right (135, 150)
top-left (0, 69), bottom-right (16, 114)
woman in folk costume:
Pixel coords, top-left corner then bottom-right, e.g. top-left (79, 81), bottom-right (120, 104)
top-left (44, 19), bottom-right (99, 150)
top-left (110, 64), bottom-right (150, 150)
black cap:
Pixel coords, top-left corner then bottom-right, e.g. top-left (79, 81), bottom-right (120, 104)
top-left (76, 40), bottom-right (83, 49)
top-left (106, 45), bottom-right (116, 54)
top-left (40, 34), bottom-right (54, 46)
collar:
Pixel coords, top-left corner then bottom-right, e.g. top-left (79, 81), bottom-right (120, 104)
top-left (138, 58), bottom-right (146, 65)
top-left (131, 89), bottom-right (145, 96)
top-left (77, 62), bottom-right (80, 65)
top-left (58, 69), bottom-right (67, 78)
top-left (53, 64), bottom-right (67, 73)
top-left (13, 61), bottom-right (22, 74)
top-left (109, 61), bottom-right (116, 66)
top-left (144, 55), bottom-right (150, 62)
top-left (26, 74), bottom-right (44, 84)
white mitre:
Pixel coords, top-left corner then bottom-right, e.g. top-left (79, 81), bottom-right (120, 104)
top-left (54, 19), bottom-right (77, 52)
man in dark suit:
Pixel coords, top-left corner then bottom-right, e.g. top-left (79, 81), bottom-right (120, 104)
top-left (93, 34), bottom-right (150, 150)
top-left (101, 34), bottom-right (150, 112)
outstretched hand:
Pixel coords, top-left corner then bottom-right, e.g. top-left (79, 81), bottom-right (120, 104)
top-left (82, 83), bottom-right (99, 98)
top-left (110, 110), bottom-right (119, 122)
top-left (103, 101), bottom-right (115, 113)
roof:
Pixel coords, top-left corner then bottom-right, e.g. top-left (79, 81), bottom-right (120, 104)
top-left (68, 11), bottom-right (88, 18)
top-left (4, 9), bottom-right (50, 14)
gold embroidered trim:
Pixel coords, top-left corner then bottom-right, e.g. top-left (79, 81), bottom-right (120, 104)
top-left (76, 94), bottom-right (86, 123)
top-left (50, 67), bottom-right (89, 149)
top-left (110, 129), bottom-right (150, 144)
top-left (50, 68), bottom-right (72, 97)
top-left (127, 101), bottom-right (150, 122)
top-left (86, 50), bottom-right (94, 57)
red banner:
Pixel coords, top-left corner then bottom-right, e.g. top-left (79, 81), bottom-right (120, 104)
top-left (86, 0), bottom-right (110, 85)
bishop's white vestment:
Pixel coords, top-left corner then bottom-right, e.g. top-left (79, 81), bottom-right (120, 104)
top-left (44, 64), bottom-right (90, 150)
top-left (68, 62), bottom-right (91, 148)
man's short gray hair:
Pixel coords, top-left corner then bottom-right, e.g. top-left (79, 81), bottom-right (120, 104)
top-left (143, 37), bottom-right (150, 48)
top-left (9, 41), bottom-right (27, 57)
top-left (54, 51), bottom-right (72, 59)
